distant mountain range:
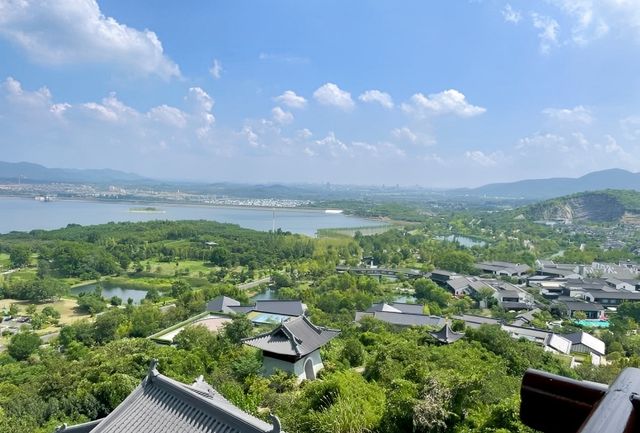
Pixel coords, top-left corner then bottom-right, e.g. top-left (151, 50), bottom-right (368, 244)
top-left (2, 161), bottom-right (640, 203)
top-left (461, 169), bottom-right (640, 199)
top-left (0, 161), bottom-right (147, 184)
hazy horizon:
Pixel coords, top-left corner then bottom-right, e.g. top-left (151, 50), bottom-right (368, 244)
top-left (1, 1), bottom-right (640, 188)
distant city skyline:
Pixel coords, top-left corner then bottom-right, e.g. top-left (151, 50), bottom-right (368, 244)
top-left (1, 0), bottom-right (639, 187)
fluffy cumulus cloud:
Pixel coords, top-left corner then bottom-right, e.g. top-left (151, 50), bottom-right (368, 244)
top-left (358, 89), bottom-right (394, 109)
top-left (502, 4), bottom-right (522, 24)
top-left (302, 131), bottom-right (404, 160)
top-left (514, 131), bottom-right (638, 173)
top-left (465, 150), bottom-right (500, 167)
top-left (401, 89), bottom-right (486, 117)
top-left (313, 83), bottom-right (355, 111)
top-left (542, 105), bottom-right (593, 124)
top-left (391, 127), bottom-right (435, 146)
top-left (0, 0), bottom-right (180, 79)
top-left (522, 1), bottom-right (640, 51)
top-left (272, 106), bottom-right (294, 125)
top-left (209, 59), bottom-right (223, 79)
top-left (531, 12), bottom-right (560, 54)
top-left (0, 77), bottom-right (222, 170)
top-left (274, 90), bottom-right (307, 109)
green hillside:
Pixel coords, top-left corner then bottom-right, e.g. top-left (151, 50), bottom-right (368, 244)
top-left (523, 189), bottom-right (640, 223)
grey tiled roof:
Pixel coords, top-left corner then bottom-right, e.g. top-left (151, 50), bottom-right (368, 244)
top-left (207, 296), bottom-right (241, 314)
top-left (390, 303), bottom-right (424, 315)
top-left (56, 420), bottom-right (103, 433)
top-left (57, 362), bottom-right (280, 433)
top-left (243, 315), bottom-right (339, 357)
top-left (359, 311), bottom-right (445, 327)
top-left (366, 302), bottom-right (423, 315)
top-left (452, 314), bottom-right (501, 327)
top-left (563, 331), bottom-right (606, 355)
top-left (429, 324), bottom-right (464, 344)
top-left (254, 300), bottom-right (305, 316)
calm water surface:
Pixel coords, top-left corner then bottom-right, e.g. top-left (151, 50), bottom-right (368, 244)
top-left (0, 197), bottom-right (381, 236)
top-left (70, 283), bottom-right (148, 305)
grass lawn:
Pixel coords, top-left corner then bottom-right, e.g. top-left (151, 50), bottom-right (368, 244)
top-left (0, 297), bottom-right (90, 325)
top-left (142, 259), bottom-right (217, 277)
top-left (0, 297), bottom-right (92, 346)
top-left (0, 253), bottom-right (10, 269)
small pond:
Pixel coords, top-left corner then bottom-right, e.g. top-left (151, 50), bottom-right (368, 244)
top-left (70, 283), bottom-right (148, 305)
top-left (250, 288), bottom-right (276, 301)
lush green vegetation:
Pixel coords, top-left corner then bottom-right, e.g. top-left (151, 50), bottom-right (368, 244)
top-left (0, 210), bottom-right (638, 432)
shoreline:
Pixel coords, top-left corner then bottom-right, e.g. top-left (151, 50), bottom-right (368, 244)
top-left (0, 195), bottom-right (402, 236)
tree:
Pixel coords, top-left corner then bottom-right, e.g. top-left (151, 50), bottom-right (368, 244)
top-left (7, 332), bottom-right (41, 360)
top-left (434, 250), bottom-right (475, 274)
top-left (94, 310), bottom-right (126, 343)
top-left (76, 293), bottom-right (107, 315)
top-left (224, 316), bottom-right (253, 343)
top-left (342, 338), bottom-right (365, 367)
top-left (414, 278), bottom-right (451, 308)
top-left (110, 296), bottom-right (123, 306)
top-left (171, 280), bottom-right (191, 298)
top-left (272, 272), bottom-right (293, 289)
top-left (413, 378), bottom-right (452, 433)
top-left (145, 287), bottom-right (160, 303)
top-left (9, 245), bottom-right (31, 268)
top-left (129, 304), bottom-right (162, 337)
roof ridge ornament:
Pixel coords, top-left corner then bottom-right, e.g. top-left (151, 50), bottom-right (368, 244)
top-left (146, 359), bottom-right (159, 382)
top-left (268, 413), bottom-right (281, 433)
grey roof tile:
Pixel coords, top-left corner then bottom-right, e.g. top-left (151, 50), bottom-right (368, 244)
top-left (243, 316), bottom-right (339, 357)
top-left (58, 362), bottom-right (280, 433)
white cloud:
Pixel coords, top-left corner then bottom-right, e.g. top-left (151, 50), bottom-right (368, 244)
top-left (209, 59), bottom-right (223, 79)
top-left (0, 0), bottom-right (180, 79)
top-left (242, 125), bottom-right (260, 147)
top-left (313, 83), bottom-right (355, 111)
top-left (272, 106), bottom-right (294, 125)
top-left (515, 131), bottom-right (636, 171)
top-left (516, 132), bottom-right (571, 152)
top-left (314, 132), bottom-right (350, 157)
top-left (0, 76), bottom-right (228, 174)
top-left (186, 87), bottom-right (215, 138)
top-left (465, 150), bottom-right (499, 166)
top-left (392, 127), bottom-right (417, 143)
top-left (297, 128), bottom-right (313, 139)
top-left (275, 90), bottom-right (307, 109)
top-left (531, 12), bottom-right (560, 54)
top-left (542, 105), bottom-right (593, 123)
top-left (547, 0), bottom-right (610, 45)
top-left (502, 4), bottom-right (522, 24)
top-left (621, 116), bottom-right (640, 140)
top-left (401, 89), bottom-right (486, 117)
top-left (148, 105), bottom-right (188, 128)
top-left (359, 90), bottom-right (394, 109)
top-left (391, 126), bottom-right (436, 146)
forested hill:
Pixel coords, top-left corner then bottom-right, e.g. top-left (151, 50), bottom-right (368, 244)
top-left (521, 189), bottom-right (640, 223)
top-left (462, 168), bottom-right (640, 199)
top-left (0, 161), bottom-right (146, 184)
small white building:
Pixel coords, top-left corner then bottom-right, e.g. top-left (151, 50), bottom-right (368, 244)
top-left (243, 316), bottom-right (339, 381)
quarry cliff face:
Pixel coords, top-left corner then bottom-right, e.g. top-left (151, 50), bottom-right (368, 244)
top-left (530, 193), bottom-right (628, 223)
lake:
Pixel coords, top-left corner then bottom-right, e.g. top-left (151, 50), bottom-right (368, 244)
top-left (0, 197), bottom-right (382, 236)
top-left (70, 283), bottom-right (148, 305)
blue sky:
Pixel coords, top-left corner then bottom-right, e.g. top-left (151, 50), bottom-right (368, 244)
top-left (1, 0), bottom-right (639, 187)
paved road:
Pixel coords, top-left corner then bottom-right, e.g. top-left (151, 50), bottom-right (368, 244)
top-left (237, 276), bottom-right (272, 291)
